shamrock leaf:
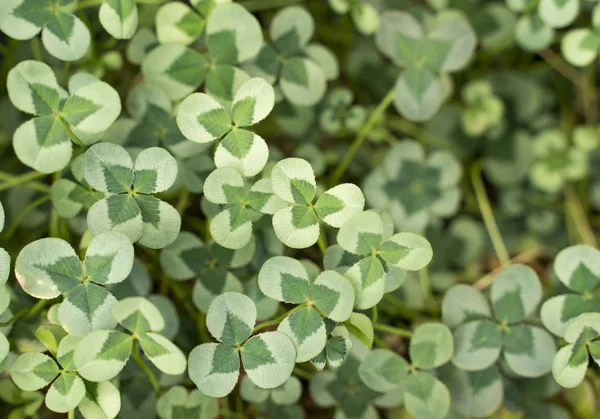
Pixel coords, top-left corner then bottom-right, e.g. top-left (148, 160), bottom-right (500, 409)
top-left (188, 292), bottom-right (296, 397)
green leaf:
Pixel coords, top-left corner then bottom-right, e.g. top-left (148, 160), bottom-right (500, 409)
top-left (271, 376), bottom-right (302, 405)
top-left (452, 320), bottom-right (502, 371)
top-left (315, 184), bottom-right (364, 228)
top-left (0, 0), bottom-right (48, 40)
top-left (15, 237), bottom-right (82, 299)
top-left (13, 116), bottom-right (72, 174)
top-left (241, 331), bottom-right (296, 389)
top-left (62, 80), bottom-right (122, 134)
top-left (112, 297), bottom-right (165, 334)
top-left (74, 330), bottom-right (132, 382)
top-left (205, 64), bottom-right (251, 106)
top-left (159, 231), bottom-right (208, 281)
top-left (410, 323), bottom-right (453, 369)
top-left (133, 147), bottom-right (178, 194)
top-left (188, 343), bottom-right (240, 397)
top-left (427, 11), bottom-right (477, 72)
top-left (87, 194), bottom-right (144, 243)
top-left (405, 372), bottom-right (450, 419)
top-left (10, 352), bottom-right (59, 391)
top-left (561, 28), bottom-right (600, 67)
top-left (248, 178), bottom-right (288, 215)
top-left (490, 264), bottom-right (541, 324)
top-left (503, 324), bottom-right (555, 378)
top-left (442, 284), bottom-right (491, 329)
top-left (325, 335), bottom-right (352, 368)
top-left (57, 335), bottom-right (81, 370)
top-left (156, 2), bottom-right (204, 46)
top-left (85, 231), bottom-right (134, 285)
top-left (78, 381), bottom-right (121, 419)
top-left (214, 129), bottom-right (269, 177)
top-left (35, 324), bottom-right (68, 357)
top-left (138, 332), bottom-right (187, 375)
top-left (193, 269), bottom-right (243, 313)
top-left (515, 14), bottom-right (554, 52)
top-left (7, 60), bottom-right (60, 116)
top-left (99, 0), bottom-right (138, 39)
top-left (271, 158), bottom-right (316, 204)
top-left (50, 179), bottom-right (88, 218)
top-left (344, 256), bottom-right (386, 310)
top-left (142, 45), bottom-right (208, 101)
top-left (45, 373), bottom-right (86, 413)
top-left (278, 307), bottom-right (326, 362)
top-left (210, 205), bottom-right (253, 250)
top-left (552, 343), bottom-right (588, 388)
top-left (232, 78), bottom-right (275, 127)
top-left (258, 256), bottom-right (310, 304)
top-left (157, 386), bottom-right (218, 419)
top-left (379, 232), bottom-right (433, 271)
top-left (336, 210), bottom-right (385, 255)
top-left (176, 92), bottom-right (231, 144)
top-left (58, 283), bottom-right (118, 336)
top-left (84, 143), bottom-right (134, 193)
top-left (272, 204), bottom-right (320, 249)
top-left (280, 58), bottom-right (326, 106)
top-left (344, 312), bottom-right (374, 349)
top-left (539, 0), bottom-right (580, 28)
top-left (206, 292), bottom-right (256, 346)
top-left (206, 3), bottom-right (263, 64)
top-left (270, 6), bottom-right (314, 54)
top-left (305, 43), bottom-right (340, 81)
top-left (359, 348), bottom-right (409, 392)
top-left (394, 67), bottom-right (445, 122)
top-left (554, 245), bottom-right (600, 293)
top-left (41, 12), bottom-right (91, 61)
top-left (312, 270), bottom-right (355, 322)
top-left (136, 195), bottom-right (181, 249)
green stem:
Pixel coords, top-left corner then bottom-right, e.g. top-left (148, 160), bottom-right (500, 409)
top-left (330, 87), bottom-right (395, 185)
top-left (317, 230), bottom-right (327, 255)
top-left (240, 0), bottom-right (306, 11)
top-left (373, 335), bottom-right (391, 350)
top-left (382, 295), bottom-right (417, 320)
top-left (75, 0), bottom-right (102, 8)
top-left (176, 189), bottom-right (190, 215)
top-left (565, 184), bottom-right (597, 247)
top-left (471, 162), bottom-right (510, 266)
top-left (419, 267), bottom-right (432, 303)
top-left (67, 410), bottom-right (75, 419)
top-left (293, 366), bottom-right (313, 381)
top-left (0, 171), bottom-right (47, 193)
top-left (131, 339), bottom-right (160, 394)
top-left (0, 299), bottom-right (47, 327)
top-left (3, 196), bottom-right (50, 241)
top-left (58, 116), bottom-right (85, 147)
top-left (252, 304), bottom-right (307, 334)
top-left (373, 323), bottom-right (412, 338)
top-left (371, 306), bottom-right (378, 325)
top-left (30, 37), bottom-right (42, 61)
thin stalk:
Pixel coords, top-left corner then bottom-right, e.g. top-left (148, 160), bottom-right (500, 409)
top-left (330, 88), bottom-right (395, 185)
top-left (419, 267), bottom-right (432, 303)
top-left (473, 248), bottom-right (542, 290)
top-left (293, 366), bottom-right (313, 381)
top-left (0, 173), bottom-right (49, 193)
top-left (471, 162), bottom-right (510, 266)
top-left (30, 38), bottom-right (42, 61)
top-left (371, 306), bottom-right (378, 325)
top-left (252, 304), bottom-right (308, 334)
top-left (131, 339), bottom-right (160, 394)
top-left (58, 116), bottom-right (85, 147)
top-left (0, 171), bottom-right (47, 193)
top-left (373, 323), bottom-right (412, 338)
top-left (176, 188), bottom-right (190, 215)
top-left (317, 230), bottom-right (327, 255)
top-left (373, 335), bottom-right (391, 350)
top-left (68, 410), bottom-right (75, 419)
top-left (564, 185), bottom-right (597, 247)
top-left (0, 299), bottom-right (47, 327)
top-left (3, 196), bottom-right (50, 241)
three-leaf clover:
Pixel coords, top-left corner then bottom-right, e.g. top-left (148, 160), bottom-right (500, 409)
top-left (327, 0), bottom-right (380, 35)
top-left (319, 87), bottom-right (367, 135)
top-left (359, 323), bottom-right (454, 419)
top-left (310, 318), bottom-right (353, 370)
top-left (7, 61), bottom-right (121, 173)
top-left (461, 80), bottom-right (505, 138)
top-left (202, 167), bottom-right (286, 249)
top-left (177, 78), bottom-right (275, 177)
top-left (334, 210), bottom-right (433, 309)
top-left (541, 245), bottom-right (600, 337)
top-left (376, 10), bottom-right (476, 121)
top-left (74, 297), bottom-right (187, 382)
top-left (258, 256), bottom-right (355, 362)
top-left (83, 143), bottom-right (181, 249)
top-left (15, 232), bottom-right (134, 335)
top-left (245, 6), bottom-right (337, 106)
top-left (364, 140), bottom-right (462, 233)
top-left (529, 128), bottom-right (588, 193)
top-left (11, 328), bottom-right (120, 415)
top-left (443, 265), bottom-right (557, 377)
top-left (552, 313), bottom-right (600, 388)
top-left (144, 2), bottom-right (263, 102)
top-left (270, 157), bottom-right (365, 248)
top-left (0, 0), bottom-right (91, 61)
top-left (188, 292), bottom-right (296, 397)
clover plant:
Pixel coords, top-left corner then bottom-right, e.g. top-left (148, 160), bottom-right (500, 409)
top-left (1, 0), bottom-right (600, 417)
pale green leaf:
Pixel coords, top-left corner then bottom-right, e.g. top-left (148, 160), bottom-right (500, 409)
top-left (188, 343), bottom-right (240, 397)
top-left (133, 147), bottom-right (178, 194)
top-left (100, 0), bottom-right (138, 39)
top-left (490, 264), bottom-right (541, 324)
top-left (315, 183), bottom-right (364, 228)
top-left (405, 372), bottom-right (450, 419)
top-left (277, 307), bottom-right (326, 362)
top-left (138, 332), bottom-right (187, 375)
top-left (63, 81), bottom-right (122, 135)
top-left (206, 292), bottom-right (256, 345)
top-left (112, 297), bottom-right (165, 334)
top-left (6, 60), bottom-right (60, 116)
top-left (136, 195), bottom-right (181, 249)
top-left (336, 210), bottom-right (384, 255)
top-left (241, 331), bottom-right (296, 389)
top-left (379, 232), bottom-right (433, 271)
top-left (10, 352), bottom-right (58, 391)
top-left (41, 13), bottom-right (91, 61)
top-left (258, 256), bottom-right (310, 304)
top-left (359, 348), bottom-right (409, 392)
top-left (442, 284), bottom-right (491, 329)
top-left (193, 269), bottom-right (243, 313)
top-left (452, 320), bottom-right (502, 371)
top-left (214, 130), bottom-right (269, 177)
top-left (312, 270), bottom-right (355, 322)
top-left (58, 283), bottom-right (118, 336)
top-left (156, 2), bottom-right (204, 45)
top-left (84, 143), bottom-right (134, 193)
top-left (410, 323), bottom-right (453, 369)
top-left (176, 93), bottom-right (230, 144)
top-left (45, 373), bottom-right (85, 413)
top-left (74, 330), bottom-right (132, 382)
top-left (232, 78), bottom-right (275, 126)
top-left (78, 381), bottom-right (121, 419)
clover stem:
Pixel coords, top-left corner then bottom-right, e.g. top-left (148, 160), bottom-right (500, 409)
top-left (58, 116), bottom-right (85, 148)
top-left (371, 306), bottom-right (378, 325)
top-left (564, 184), bottom-right (597, 247)
top-left (0, 172), bottom-right (49, 193)
top-left (30, 38), bottom-right (42, 61)
top-left (419, 267), bottom-right (432, 304)
top-left (0, 171), bottom-right (48, 193)
top-left (252, 303), bottom-right (308, 334)
top-left (330, 87), bottom-right (395, 185)
top-left (68, 410), bottom-right (75, 419)
top-left (471, 161), bottom-right (510, 267)
top-left (0, 299), bottom-right (48, 327)
top-left (131, 339), bottom-right (161, 395)
top-left (293, 366), bottom-right (313, 381)
top-left (373, 323), bottom-right (412, 338)
top-left (373, 335), bottom-right (391, 350)
top-left (3, 196), bottom-right (50, 241)
top-left (317, 230), bottom-right (327, 255)
top-left (176, 188), bottom-right (190, 215)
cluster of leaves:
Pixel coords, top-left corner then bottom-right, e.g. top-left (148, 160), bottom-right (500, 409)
top-left (2, 0), bottom-right (600, 418)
